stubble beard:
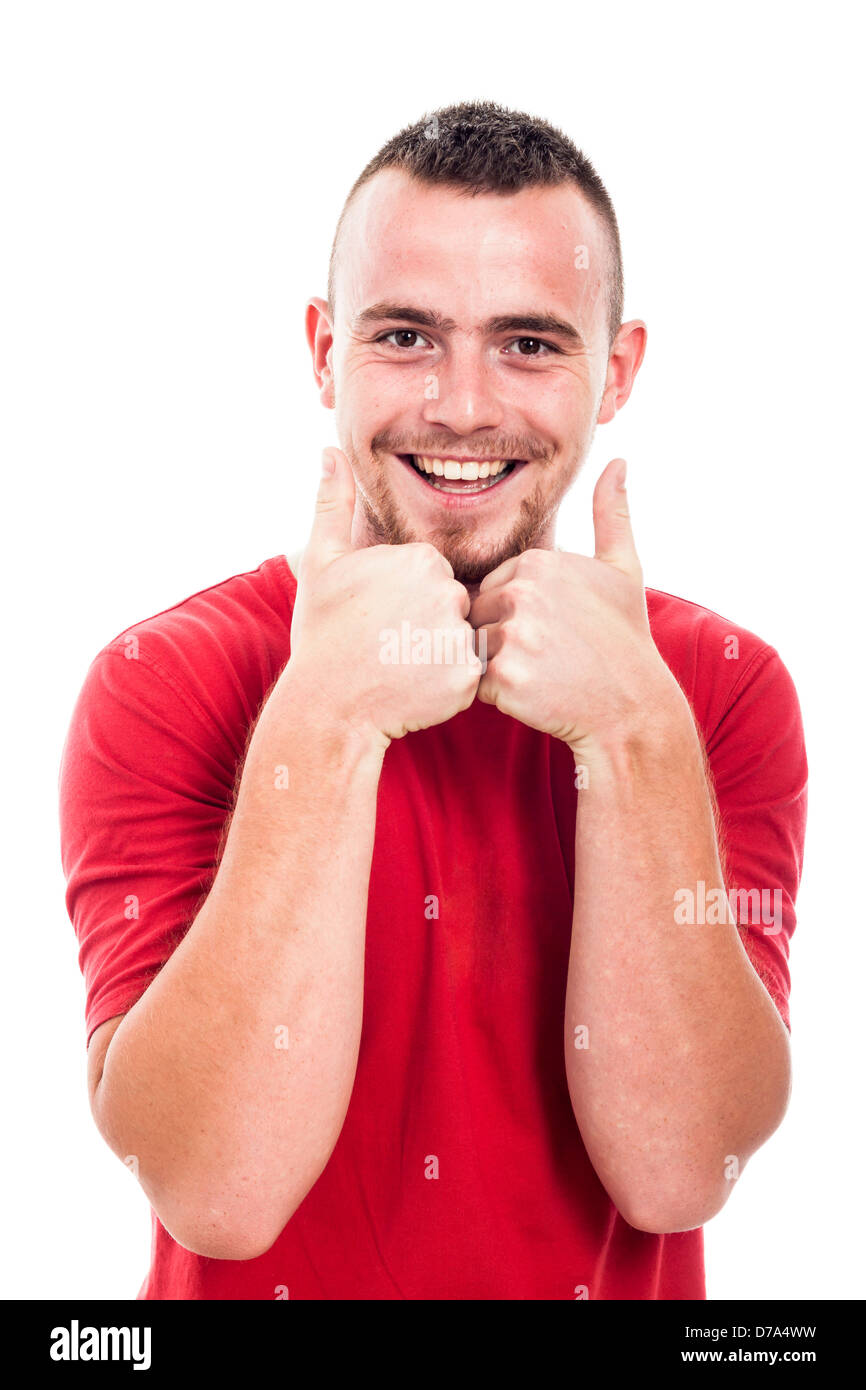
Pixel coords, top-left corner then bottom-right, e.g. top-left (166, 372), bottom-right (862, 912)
top-left (357, 458), bottom-right (570, 586)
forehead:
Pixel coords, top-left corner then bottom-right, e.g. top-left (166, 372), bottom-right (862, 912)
top-left (335, 168), bottom-right (609, 334)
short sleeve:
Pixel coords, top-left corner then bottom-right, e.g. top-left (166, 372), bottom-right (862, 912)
top-left (705, 645), bottom-right (808, 1032)
top-left (59, 644), bottom-right (238, 1046)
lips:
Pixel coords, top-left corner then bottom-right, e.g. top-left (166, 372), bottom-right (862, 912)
top-left (403, 454), bottom-right (522, 493)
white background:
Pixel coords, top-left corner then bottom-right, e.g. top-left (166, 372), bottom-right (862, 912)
top-left (2, 0), bottom-right (862, 1300)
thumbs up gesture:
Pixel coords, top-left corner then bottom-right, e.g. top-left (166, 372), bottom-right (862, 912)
top-left (289, 449), bottom-right (482, 747)
top-left (467, 458), bottom-right (682, 762)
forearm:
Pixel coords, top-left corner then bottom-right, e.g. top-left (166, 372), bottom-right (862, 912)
top-left (564, 678), bottom-right (791, 1233)
top-left (92, 663), bottom-right (386, 1259)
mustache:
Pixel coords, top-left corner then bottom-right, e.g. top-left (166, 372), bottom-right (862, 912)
top-left (370, 431), bottom-right (554, 463)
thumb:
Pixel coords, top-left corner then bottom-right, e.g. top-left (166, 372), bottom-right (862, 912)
top-left (305, 448), bottom-right (356, 573)
top-left (593, 458), bottom-right (642, 578)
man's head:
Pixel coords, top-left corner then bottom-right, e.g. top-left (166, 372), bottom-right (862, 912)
top-left (307, 101), bottom-right (646, 585)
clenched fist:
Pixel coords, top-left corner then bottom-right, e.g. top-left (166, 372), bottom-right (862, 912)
top-left (289, 449), bottom-right (482, 746)
top-left (468, 458), bottom-right (684, 762)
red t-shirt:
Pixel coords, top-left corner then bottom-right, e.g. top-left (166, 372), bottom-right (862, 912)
top-left (59, 555), bottom-right (807, 1300)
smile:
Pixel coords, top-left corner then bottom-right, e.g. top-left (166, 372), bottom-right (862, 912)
top-left (402, 454), bottom-right (523, 494)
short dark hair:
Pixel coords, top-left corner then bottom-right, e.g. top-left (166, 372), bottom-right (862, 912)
top-left (327, 100), bottom-right (624, 350)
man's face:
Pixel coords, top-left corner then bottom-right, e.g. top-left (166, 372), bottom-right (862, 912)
top-left (309, 169), bottom-right (632, 585)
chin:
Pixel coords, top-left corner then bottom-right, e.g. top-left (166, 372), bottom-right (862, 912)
top-left (432, 508), bottom-right (553, 585)
top-left (359, 469), bottom-right (556, 583)
top-left (443, 541), bottom-right (522, 586)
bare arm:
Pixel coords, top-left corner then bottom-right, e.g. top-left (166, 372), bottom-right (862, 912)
top-left (563, 695), bottom-right (791, 1234)
top-left (89, 672), bottom-right (385, 1261)
top-left (86, 449), bottom-right (479, 1260)
top-left (470, 459), bottom-right (794, 1233)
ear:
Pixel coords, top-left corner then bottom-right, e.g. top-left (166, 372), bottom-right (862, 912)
top-left (597, 319), bottom-right (647, 425)
top-left (306, 297), bottom-right (336, 409)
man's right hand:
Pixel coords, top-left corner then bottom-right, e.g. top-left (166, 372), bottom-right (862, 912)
top-left (288, 448), bottom-right (482, 746)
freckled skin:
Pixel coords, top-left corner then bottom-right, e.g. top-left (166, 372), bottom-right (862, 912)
top-left (306, 169), bottom-right (646, 586)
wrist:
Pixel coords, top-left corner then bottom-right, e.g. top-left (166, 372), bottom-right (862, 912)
top-left (260, 660), bottom-right (391, 770)
top-left (567, 664), bottom-right (695, 775)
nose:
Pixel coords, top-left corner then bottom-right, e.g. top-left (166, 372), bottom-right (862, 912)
top-left (420, 338), bottom-right (505, 436)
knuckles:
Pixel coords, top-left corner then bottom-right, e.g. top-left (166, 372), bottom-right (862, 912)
top-left (514, 547), bottom-right (553, 577)
top-left (405, 541), bottom-right (454, 577)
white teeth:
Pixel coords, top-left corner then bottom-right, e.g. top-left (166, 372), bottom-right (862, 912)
top-left (410, 454), bottom-right (517, 493)
top-left (415, 456), bottom-right (509, 480)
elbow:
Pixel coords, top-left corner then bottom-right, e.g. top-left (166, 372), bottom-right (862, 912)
top-left (91, 1077), bottom-right (332, 1261)
top-left (615, 1171), bottom-right (736, 1235)
top-left (148, 1186), bottom-right (306, 1262)
top-left (162, 1215), bottom-right (283, 1263)
top-left (139, 1152), bottom-right (337, 1261)
top-left (618, 1192), bottom-right (725, 1235)
top-left (609, 1066), bottom-right (792, 1236)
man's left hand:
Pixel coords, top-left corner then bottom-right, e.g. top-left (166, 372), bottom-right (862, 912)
top-left (468, 458), bottom-right (683, 759)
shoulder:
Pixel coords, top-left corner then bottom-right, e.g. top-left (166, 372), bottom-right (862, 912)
top-left (647, 585), bottom-right (769, 667)
top-left (106, 553), bottom-right (295, 669)
top-left (645, 586), bottom-right (801, 747)
top-left (64, 556), bottom-right (297, 769)
top-left (102, 555), bottom-right (295, 712)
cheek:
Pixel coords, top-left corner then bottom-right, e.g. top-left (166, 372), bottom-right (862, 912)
top-left (504, 368), bottom-right (597, 433)
top-left (340, 357), bottom-right (428, 424)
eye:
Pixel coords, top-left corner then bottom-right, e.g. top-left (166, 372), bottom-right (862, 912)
top-left (378, 329), bottom-right (433, 349)
top-left (503, 337), bottom-right (559, 357)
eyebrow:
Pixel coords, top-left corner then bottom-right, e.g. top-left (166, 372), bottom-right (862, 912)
top-left (353, 302), bottom-right (586, 348)
top-left (483, 313), bottom-right (585, 348)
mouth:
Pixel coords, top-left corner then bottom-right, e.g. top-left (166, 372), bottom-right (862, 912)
top-left (399, 454), bottom-right (525, 495)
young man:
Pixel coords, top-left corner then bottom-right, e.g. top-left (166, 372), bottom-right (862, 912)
top-left (60, 102), bottom-right (807, 1300)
